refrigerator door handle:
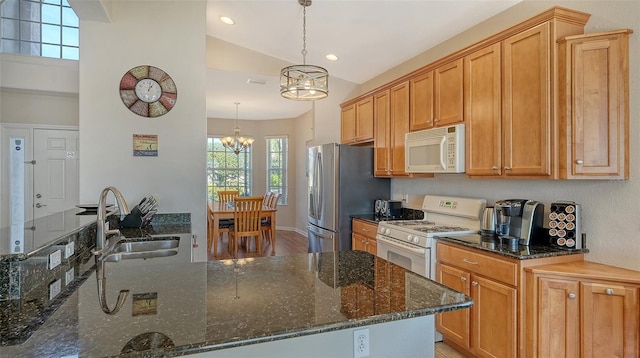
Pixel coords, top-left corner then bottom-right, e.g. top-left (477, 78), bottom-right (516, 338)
top-left (316, 151), bottom-right (323, 220)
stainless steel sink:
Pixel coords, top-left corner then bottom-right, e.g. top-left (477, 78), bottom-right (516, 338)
top-left (112, 237), bottom-right (179, 253)
top-left (102, 249), bottom-right (178, 262)
top-left (101, 236), bottom-right (180, 262)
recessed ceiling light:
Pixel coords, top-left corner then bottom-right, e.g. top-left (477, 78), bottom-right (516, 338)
top-left (325, 54), bottom-right (338, 61)
top-left (219, 16), bottom-right (235, 25)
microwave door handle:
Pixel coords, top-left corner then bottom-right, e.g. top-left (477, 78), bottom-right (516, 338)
top-left (440, 136), bottom-right (447, 170)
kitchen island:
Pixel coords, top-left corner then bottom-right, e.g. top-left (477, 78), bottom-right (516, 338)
top-left (1, 247), bottom-right (472, 357)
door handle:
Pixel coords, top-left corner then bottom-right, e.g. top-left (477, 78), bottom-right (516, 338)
top-left (35, 203), bottom-right (47, 208)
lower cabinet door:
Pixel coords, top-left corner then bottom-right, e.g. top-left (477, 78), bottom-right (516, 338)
top-left (538, 277), bottom-right (580, 357)
top-left (472, 275), bottom-right (517, 358)
top-left (581, 281), bottom-right (640, 358)
top-left (437, 263), bottom-right (471, 349)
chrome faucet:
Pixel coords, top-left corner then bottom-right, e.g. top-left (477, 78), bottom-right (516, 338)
top-left (94, 186), bottom-right (130, 255)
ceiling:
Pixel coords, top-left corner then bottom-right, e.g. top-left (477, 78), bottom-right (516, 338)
top-left (206, 0), bottom-right (522, 120)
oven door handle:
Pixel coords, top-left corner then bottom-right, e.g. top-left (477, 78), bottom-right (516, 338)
top-left (376, 235), bottom-right (427, 255)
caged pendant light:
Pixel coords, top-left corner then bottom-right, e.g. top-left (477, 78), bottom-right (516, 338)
top-left (221, 102), bottom-right (254, 155)
top-left (280, 0), bottom-right (328, 101)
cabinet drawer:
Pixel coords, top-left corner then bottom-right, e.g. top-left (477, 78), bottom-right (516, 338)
top-left (353, 220), bottom-right (378, 240)
top-left (437, 242), bottom-right (517, 286)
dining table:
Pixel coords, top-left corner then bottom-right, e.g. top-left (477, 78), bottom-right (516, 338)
top-left (207, 202), bottom-right (277, 256)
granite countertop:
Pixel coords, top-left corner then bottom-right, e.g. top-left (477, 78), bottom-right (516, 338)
top-left (0, 250), bottom-right (472, 357)
top-left (0, 208), bottom-right (98, 260)
top-left (436, 234), bottom-right (588, 260)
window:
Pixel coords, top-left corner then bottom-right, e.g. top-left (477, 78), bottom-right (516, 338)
top-left (207, 137), bottom-right (252, 202)
top-left (1, 0), bottom-right (79, 60)
top-left (266, 136), bottom-right (287, 205)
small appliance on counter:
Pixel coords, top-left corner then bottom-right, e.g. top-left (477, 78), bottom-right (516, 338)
top-left (548, 201), bottom-right (582, 249)
top-left (374, 199), bottom-right (403, 219)
top-left (120, 195), bottom-right (158, 228)
top-left (480, 206), bottom-right (496, 235)
top-left (495, 199), bottom-right (545, 246)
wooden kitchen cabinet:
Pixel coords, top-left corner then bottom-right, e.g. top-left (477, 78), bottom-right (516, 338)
top-left (352, 219), bottom-right (378, 255)
top-left (409, 59), bottom-right (463, 132)
top-left (373, 89), bottom-right (392, 177)
top-left (525, 261), bottom-right (640, 358)
top-left (557, 29), bottom-right (632, 180)
top-left (501, 22), bottom-right (552, 178)
top-left (409, 70), bottom-right (434, 131)
top-left (373, 81), bottom-right (412, 177)
top-left (437, 244), bottom-right (517, 358)
top-left (437, 241), bottom-right (585, 358)
top-left (341, 96), bottom-right (374, 144)
top-left (434, 58), bottom-right (464, 127)
top-left (465, 43), bottom-right (502, 176)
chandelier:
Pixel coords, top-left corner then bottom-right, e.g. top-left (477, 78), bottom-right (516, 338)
top-left (221, 102), bottom-right (254, 155)
top-left (280, 0), bottom-right (328, 101)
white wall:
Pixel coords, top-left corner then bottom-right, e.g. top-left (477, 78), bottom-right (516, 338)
top-left (363, 0), bottom-right (640, 271)
top-left (77, 1), bottom-right (208, 261)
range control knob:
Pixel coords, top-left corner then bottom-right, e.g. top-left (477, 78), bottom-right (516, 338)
top-left (413, 237), bottom-right (420, 244)
top-left (384, 228), bottom-right (391, 235)
top-left (378, 226), bottom-right (384, 234)
top-left (407, 234), bottom-right (413, 242)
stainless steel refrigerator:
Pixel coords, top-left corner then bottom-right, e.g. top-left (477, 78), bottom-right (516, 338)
top-left (307, 143), bottom-right (390, 252)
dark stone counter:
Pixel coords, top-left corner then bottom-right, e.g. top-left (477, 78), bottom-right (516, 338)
top-left (0, 250), bottom-right (472, 357)
top-left (436, 234), bottom-right (588, 260)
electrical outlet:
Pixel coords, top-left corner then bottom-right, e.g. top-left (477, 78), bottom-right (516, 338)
top-left (65, 268), bottom-right (74, 286)
top-left (64, 241), bottom-right (75, 259)
top-left (48, 250), bottom-right (62, 270)
top-left (49, 279), bottom-right (61, 300)
top-left (353, 328), bottom-right (370, 358)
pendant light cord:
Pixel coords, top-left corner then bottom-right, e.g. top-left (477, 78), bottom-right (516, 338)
top-left (301, 4), bottom-right (307, 65)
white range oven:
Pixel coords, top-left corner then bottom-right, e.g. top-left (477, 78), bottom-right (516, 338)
top-left (376, 195), bottom-right (486, 343)
top-left (376, 195), bottom-right (486, 280)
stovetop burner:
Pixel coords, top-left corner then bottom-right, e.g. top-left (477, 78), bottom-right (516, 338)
top-left (385, 220), bottom-right (435, 227)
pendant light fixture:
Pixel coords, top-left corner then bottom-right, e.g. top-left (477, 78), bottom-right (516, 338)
top-left (221, 102), bottom-right (254, 155)
top-left (280, 0), bottom-right (328, 101)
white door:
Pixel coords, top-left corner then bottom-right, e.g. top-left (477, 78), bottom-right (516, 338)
top-left (32, 129), bottom-right (79, 219)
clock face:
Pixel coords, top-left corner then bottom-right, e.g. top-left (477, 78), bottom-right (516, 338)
top-left (119, 65), bottom-right (177, 118)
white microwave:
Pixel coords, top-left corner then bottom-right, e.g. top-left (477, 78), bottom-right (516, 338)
top-left (405, 123), bottom-right (465, 173)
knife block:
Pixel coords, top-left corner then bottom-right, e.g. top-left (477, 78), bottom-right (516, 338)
top-left (119, 206), bottom-right (153, 228)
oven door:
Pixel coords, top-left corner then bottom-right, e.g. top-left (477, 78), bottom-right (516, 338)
top-left (376, 235), bottom-right (430, 278)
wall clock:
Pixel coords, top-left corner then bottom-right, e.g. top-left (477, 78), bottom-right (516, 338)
top-left (119, 65), bottom-right (177, 118)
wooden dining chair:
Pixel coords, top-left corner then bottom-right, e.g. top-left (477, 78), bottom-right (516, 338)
top-left (228, 196), bottom-right (264, 258)
top-left (208, 190), bottom-right (239, 255)
top-left (261, 193), bottom-right (282, 246)
top-left (218, 190), bottom-right (239, 204)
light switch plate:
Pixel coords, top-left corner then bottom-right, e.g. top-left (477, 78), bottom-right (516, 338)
top-left (49, 279), bottom-right (62, 300)
top-left (64, 241), bottom-right (75, 259)
top-left (48, 250), bottom-right (62, 270)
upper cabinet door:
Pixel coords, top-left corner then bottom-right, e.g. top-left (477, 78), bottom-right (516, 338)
top-left (558, 30), bottom-right (631, 179)
top-left (465, 43), bottom-right (502, 177)
top-left (389, 82), bottom-right (410, 176)
top-left (340, 103), bottom-right (356, 144)
top-left (409, 71), bottom-right (434, 131)
top-left (502, 23), bottom-right (551, 177)
top-left (434, 58), bottom-right (464, 127)
top-left (355, 96), bottom-right (375, 142)
top-left (374, 89), bottom-right (391, 177)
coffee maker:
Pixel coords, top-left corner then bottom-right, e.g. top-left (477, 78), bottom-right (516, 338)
top-left (495, 199), bottom-right (545, 245)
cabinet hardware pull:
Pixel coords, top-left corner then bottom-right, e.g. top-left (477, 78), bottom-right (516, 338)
top-left (504, 166), bottom-right (512, 170)
top-left (576, 159), bottom-right (584, 165)
top-left (463, 259), bottom-right (478, 265)
top-left (460, 277), bottom-right (467, 281)
top-left (568, 293), bottom-right (576, 299)
top-left (492, 166), bottom-right (498, 170)
top-left (434, 118), bottom-right (440, 123)
top-left (605, 288), bottom-right (614, 295)
top-left (471, 281), bottom-right (478, 286)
